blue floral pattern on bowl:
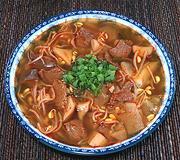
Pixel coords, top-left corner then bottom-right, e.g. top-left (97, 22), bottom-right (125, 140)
top-left (4, 10), bottom-right (176, 155)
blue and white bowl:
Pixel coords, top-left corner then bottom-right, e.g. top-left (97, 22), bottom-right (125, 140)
top-left (4, 10), bottom-right (176, 155)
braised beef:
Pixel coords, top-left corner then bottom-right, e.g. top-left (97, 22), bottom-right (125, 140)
top-left (122, 81), bottom-right (134, 90)
top-left (96, 51), bottom-right (105, 60)
top-left (52, 80), bottom-right (67, 108)
top-left (75, 27), bottom-right (97, 48)
top-left (42, 56), bottom-right (57, 68)
top-left (83, 112), bottom-right (98, 130)
top-left (115, 70), bottom-right (123, 82)
top-left (64, 119), bottom-right (87, 142)
top-left (104, 52), bottom-right (118, 67)
top-left (28, 51), bottom-right (56, 69)
top-left (109, 40), bottom-right (132, 58)
top-left (109, 88), bottom-right (134, 105)
top-left (20, 69), bottom-right (39, 83)
top-left (39, 67), bottom-right (63, 84)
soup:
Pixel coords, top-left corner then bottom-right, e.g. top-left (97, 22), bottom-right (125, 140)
top-left (15, 19), bottom-right (165, 147)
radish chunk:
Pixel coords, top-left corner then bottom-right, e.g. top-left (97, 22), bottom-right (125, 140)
top-left (64, 119), bottom-right (87, 142)
top-left (111, 130), bottom-right (127, 142)
top-left (110, 123), bottom-right (128, 141)
top-left (134, 62), bottom-right (159, 88)
top-left (53, 47), bottom-right (73, 65)
top-left (121, 62), bottom-right (135, 76)
top-left (120, 103), bottom-right (144, 135)
top-left (76, 101), bottom-right (90, 120)
top-left (88, 132), bottom-right (108, 147)
top-left (91, 39), bottom-right (101, 52)
top-left (142, 97), bottom-right (161, 116)
top-left (63, 96), bottom-right (76, 122)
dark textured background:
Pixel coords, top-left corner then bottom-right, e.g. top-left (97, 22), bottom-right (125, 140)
top-left (0, 0), bottom-right (179, 160)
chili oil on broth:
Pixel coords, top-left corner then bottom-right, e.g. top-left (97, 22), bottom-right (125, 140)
top-left (15, 18), bottom-right (165, 147)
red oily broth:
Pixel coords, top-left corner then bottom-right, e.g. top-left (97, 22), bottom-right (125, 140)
top-left (15, 18), bottom-right (165, 147)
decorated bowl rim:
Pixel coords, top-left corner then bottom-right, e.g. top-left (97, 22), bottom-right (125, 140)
top-left (4, 10), bottom-right (176, 156)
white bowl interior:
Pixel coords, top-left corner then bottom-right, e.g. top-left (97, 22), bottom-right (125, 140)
top-left (8, 13), bottom-right (171, 151)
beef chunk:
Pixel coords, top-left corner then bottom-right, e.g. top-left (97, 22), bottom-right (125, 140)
top-left (64, 119), bottom-right (87, 142)
top-left (104, 52), bottom-right (118, 67)
top-left (20, 69), bottom-right (39, 83)
top-left (52, 80), bottom-right (67, 108)
top-left (39, 67), bottom-right (63, 84)
top-left (28, 51), bottom-right (56, 69)
top-left (109, 40), bottom-right (132, 58)
top-left (109, 88), bottom-right (134, 105)
top-left (75, 27), bottom-right (97, 48)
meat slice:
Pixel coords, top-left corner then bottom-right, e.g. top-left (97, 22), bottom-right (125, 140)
top-left (120, 103), bottom-right (145, 135)
top-left (109, 40), bottom-right (132, 58)
top-left (52, 80), bottom-right (67, 108)
top-left (75, 27), bottom-right (97, 48)
top-left (64, 119), bottom-right (87, 142)
top-left (42, 56), bottom-right (57, 68)
top-left (83, 112), bottom-right (98, 130)
top-left (104, 52), bottom-right (118, 67)
top-left (122, 81), bottom-right (134, 90)
top-left (109, 88), bottom-right (134, 105)
top-left (39, 67), bottom-right (63, 84)
top-left (21, 69), bottom-right (39, 82)
top-left (28, 51), bottom-right (56, 69)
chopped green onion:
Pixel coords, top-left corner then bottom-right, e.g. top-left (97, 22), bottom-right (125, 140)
top-left (63, 54), bottom-right (117, 96)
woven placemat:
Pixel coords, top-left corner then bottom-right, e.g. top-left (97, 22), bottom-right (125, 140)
top-left (0, 0), bottom-right (179, 159)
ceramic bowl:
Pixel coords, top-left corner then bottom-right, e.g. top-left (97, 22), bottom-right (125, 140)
top-left (4, 10), bottom-right (176, 155)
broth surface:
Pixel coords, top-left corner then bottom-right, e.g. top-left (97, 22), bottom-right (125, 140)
top-left (15, 18), bottom-right (165, 147)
